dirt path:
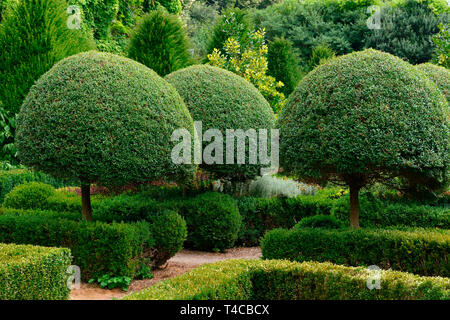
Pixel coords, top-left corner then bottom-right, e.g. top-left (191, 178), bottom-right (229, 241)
top-left (69, 247), bottom-right (261, 300)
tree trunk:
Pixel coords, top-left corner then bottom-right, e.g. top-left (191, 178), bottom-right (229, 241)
top-left (81, 183), bottom-right (92, 222)
top-left (349, 184), bottom-right (360, 229)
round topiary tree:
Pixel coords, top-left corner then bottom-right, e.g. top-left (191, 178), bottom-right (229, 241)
top-left (127, 8), bottom-right (191, 77)
top-left (16, 51), bottom-right (197, 221)
top-left (416, 63), bottom-right (450, 101)
top-left (278, 49), bottom-right (448, 228)
top-left (166, 64), bottom-right (276, 182)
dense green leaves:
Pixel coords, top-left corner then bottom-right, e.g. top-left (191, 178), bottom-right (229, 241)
top-left (166, 65), bottom-right (275, 181)
top-left (278, 49), bottom-right (448, 196)
top-left (0, 243), bottom-right (71, 300)
top-left (416, 63), bottom-right (450, 101)
top-left (128, 8), bottom-right (192, 76)
top-left (124, 259), bottom-right (450, 300)
top-left (16, 51), bottom-right (197, 187)
top-left (261, 227), bottom-right (450, 276)
top-left (3, 182), bottom-right (55, 210)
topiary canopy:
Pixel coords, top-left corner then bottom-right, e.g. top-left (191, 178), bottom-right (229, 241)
top-left (416, 63), bottom-right (450, 101)
top-left (166, 65), bottom-right (276, 181)
top-left (16, 51), bottom-right (196, 220)
top-left (278, 49), bottom-right (448, 228)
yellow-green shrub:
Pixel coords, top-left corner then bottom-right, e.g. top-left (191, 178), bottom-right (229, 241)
top-left (124, 259), bottom-right (450, 300)
top-left (0, 243), bottom-right (71, 300)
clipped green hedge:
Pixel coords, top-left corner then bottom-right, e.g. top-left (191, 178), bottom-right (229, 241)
top-left (3, 182), bottom-right (56, 210)
top-left (261, 227), bottom-right (450, 277)
top-left (0, 243), bottom-right (71, 300)
top-left (0, 169), bottom-right (72, 202)
top-left (124, 259), bottom-right (450, 300)
top-left (416, 63), bottom-right (450, 101)
top-left (0, 212), bottom-right (152, 280)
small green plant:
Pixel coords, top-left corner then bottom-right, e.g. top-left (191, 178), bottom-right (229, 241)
top-left (89, 274), bottom-right (132, 291)
top-left (208, 29), bottom-right (285, 113)
top-left (135, 262), bottom-right (154, 280)
top-left (308, 44), bottom-right (335, 70)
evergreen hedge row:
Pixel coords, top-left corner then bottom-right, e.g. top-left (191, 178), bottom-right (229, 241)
top-left (124, 259), bottom-right (450, 300)
top-left (0, 243), bottom-right (71, 300)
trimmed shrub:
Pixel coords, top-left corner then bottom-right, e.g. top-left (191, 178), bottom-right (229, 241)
top-left (166, 65), bottom-right (276, 181)
top-left (0, 213), bottom-right (152, 280)
top-left (0, 169), bottom-right (72, 202)
top-left (332, 194), bottom-right (450, 229)
top-left (249, 175), bottom-right (317, 198)
top-left (278, 49), bottom-right (448, 228)
top-left (16, 51), bottom-right (196, 221)
top-left (124, 259), bottom-right (450, 300)
top-left (416, 63), bottom-right (450, 101)
top-left (127, 8), bottom-right (191, 76)
top-left (174, 192), bottom-right (242, 251)
top-left (0, 243), bottom-right (71, 300)
top-left (267, 37), bottom-right (301, 96)
top-left (3, 182), bottom-right (55, 210)
top-left (295, 215), bottom-right (344, 229)
top-left (94, 194), bottom-right (187, 267)
top-left (261, 227), bottom-right (450, 277)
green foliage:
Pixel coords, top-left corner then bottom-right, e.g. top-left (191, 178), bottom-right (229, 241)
top-left (166, 65), bottom-right (275, 181)
top-left (295, 214), bottom-right (344, 229)
top-left (207, 8), bottom-right (253, 56)
top-left (267, 37), bottom-right (301, 96)
top-left (261, 227), bottom-right (450, 277)
top-left (0, 212), bottom-right (152, 280)
top-left (128, 8), bottom-right (192, 76)
top-left (94, 194), bottom-right (187, 267)
top-left (251, 0), bottom-right (374, 67)
top-left (277, 49), bottom-right (448, 225)
top-left (332, 194), bottom-right (450, 228)
top-left (0, 169), bottom-right (73, 202)
top-left (3, 182), bottom-right (55, 210)
top-left (432, 23), bottom-right (450, 68)
top-left (208, 29), bottom-right (286, 112)
top-left (416, 63), bottom-right (450, 100)
top-left (16, 51), bottom-right (196, 188)
top-left (70, 0), bottom-right (120, 39)
top-left (0, 243), bottom-right (71, 300)
top-left (89, 274), bottom-right (132, 291)
top-left (364, 0), bottom-right (444, 65)
top-left (308, 44), bottom-right (336, 70)
top-left (249, 175), bottom-right (317, 198)
top-left (175, 192), bottom-right (242, 251)
top-left (0, 0), bottom-right (94, 163)
top-left (124, 259), bottom-right (450, 300)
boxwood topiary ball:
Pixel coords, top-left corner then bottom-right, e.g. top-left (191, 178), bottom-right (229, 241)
top-left (416, 63), bottom-right (450, 101)
top-left (278, 49), bottom-right (448, 188)
top-left (16, 51), bottom-right (196, 186)
top-left (166, 65), bottom-right (276, 181)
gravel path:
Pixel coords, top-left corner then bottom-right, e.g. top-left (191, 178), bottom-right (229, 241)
top-left (69, 247), bottom-right (261, 300)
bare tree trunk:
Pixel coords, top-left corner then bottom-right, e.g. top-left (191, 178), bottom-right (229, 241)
top-left (81, 183), bottom-right (92, 222)
top-left (349, 184), bottom-right (360, 229)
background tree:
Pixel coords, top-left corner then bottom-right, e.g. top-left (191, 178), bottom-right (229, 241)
top-left (208, 29), bottom-right (285, 113)
top-left (432, 23), bottom-right (450, 68)
top-left (0, 0), bottom-right (95, 164)
top-left (308, 43), bottom-right (336, 71)
top-left (278, 49), bottom-right (448, 228)
top-left (364, 0), bottom-right (445, 64)
top-left (267, 37), bottom-right (302, 97)
top-left (16, 51), bottom-right (197, 221)
top-left (128, 8), bottom-right (192, 76)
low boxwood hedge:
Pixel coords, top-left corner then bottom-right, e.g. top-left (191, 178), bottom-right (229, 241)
top-left (123, 259), bottom-right (450, 300)
top-left (0, 212), bottom-right (152, 280)
top-left (0, 169), bottom-right (72, 202)
top-left (0, 243), bottom-right (71, 300)
top-left (261, 227), bottom-right (450, 277)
